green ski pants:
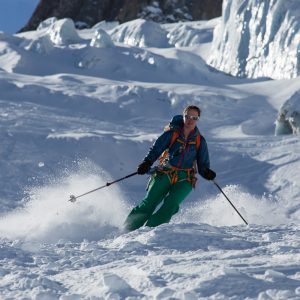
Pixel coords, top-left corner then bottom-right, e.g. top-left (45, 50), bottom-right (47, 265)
top-left (124, 170), bottom-right (192, 231)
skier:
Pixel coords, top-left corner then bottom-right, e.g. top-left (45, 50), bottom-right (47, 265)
top-left (124, 105), bottom-right (216, 231)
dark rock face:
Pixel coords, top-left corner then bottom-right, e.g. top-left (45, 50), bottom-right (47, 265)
top-left (19, 0), bottom-right (222, 32)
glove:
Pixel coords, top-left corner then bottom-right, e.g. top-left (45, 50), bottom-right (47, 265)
top-left (203, 168), bottom-right (216, 180)
top-left (137, 160), bottom-right (152, 175)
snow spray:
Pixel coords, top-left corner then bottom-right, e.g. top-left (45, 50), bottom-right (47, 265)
top-left (0, 164), bottom-right (128, 243)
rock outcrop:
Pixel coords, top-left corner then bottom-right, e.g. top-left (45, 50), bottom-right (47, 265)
top-left (19, 0), bottom-right (222, 32)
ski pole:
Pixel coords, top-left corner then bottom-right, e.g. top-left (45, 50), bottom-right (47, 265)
top-left (212, 179), bottom-right (248, 225)
top-left (69, 171), bottom-right (138, 203)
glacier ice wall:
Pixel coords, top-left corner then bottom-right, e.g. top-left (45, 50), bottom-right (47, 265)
top-left (209, 0), bottom-right (300, 79)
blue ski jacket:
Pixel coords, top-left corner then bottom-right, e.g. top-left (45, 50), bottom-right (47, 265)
top-left (144, 115), bottom-right (210, 178)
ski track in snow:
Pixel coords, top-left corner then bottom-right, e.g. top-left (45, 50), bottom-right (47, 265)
top-left (0, 13), bottom-right (299, 300)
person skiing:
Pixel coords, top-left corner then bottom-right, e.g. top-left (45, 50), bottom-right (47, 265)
top-left (124, 105), bottom-right (216, 231)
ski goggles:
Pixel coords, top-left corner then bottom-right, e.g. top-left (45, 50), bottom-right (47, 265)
top-left (184, 114), bottom-right (199, 121)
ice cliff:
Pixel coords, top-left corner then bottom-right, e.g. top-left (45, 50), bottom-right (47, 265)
top-left (209, 0), bottom-right (300, 79)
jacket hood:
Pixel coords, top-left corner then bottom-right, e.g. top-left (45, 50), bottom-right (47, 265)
top-left (169, 115), bottom-right (184, 129)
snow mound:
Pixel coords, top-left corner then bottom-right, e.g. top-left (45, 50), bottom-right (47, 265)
top-left (209, 0), bottom-right (300, 79)
top-left (90, 29), bottom-right (114, 48)
top-left (0, 40), bottom-right (21, 72)
top-left (37, 17), bottom-right (58, 31)
top-left (167, 24), bottom-right (213, 47)
top-left (22, 36), bottom-right (54, 54)
top-left (110, 19), bottom-right (170, 48)
top-left (46, 18), bottom-right (82, 45)
top-left (275, 91), bottom-right (300, 135)
top-left (92, 21), bottom-right (119, 32)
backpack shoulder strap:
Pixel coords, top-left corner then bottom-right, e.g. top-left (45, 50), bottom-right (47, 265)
top-left (170, 128), bottom-right (200, 150)
top-left (192, 132), bottom-right (202, 176)
top-left (169, 130), bottom-right (180, 149)
top-left (159, 129), bottom-right (180, 166)
top-left (196, 133), bottom-right (201, 152)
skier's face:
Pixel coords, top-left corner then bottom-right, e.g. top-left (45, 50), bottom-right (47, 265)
top-left (184, 109), bottom-right (199, 130)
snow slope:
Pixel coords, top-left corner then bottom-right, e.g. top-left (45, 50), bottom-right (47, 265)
top-left (0, 16), bottom-right (299, 299)
top-left (209, 0), bottom-right (300, 79)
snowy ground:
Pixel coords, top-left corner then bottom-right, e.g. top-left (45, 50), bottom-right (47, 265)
top-left (0, 14), bottom-right (300, 300)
